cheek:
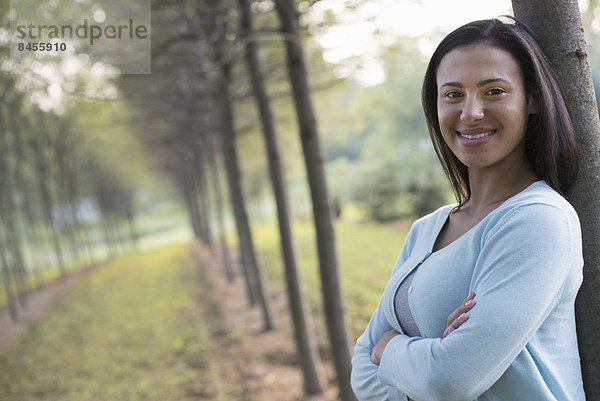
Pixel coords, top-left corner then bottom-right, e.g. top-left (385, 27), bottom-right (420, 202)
top-left (436, 106), bottom-right (455, 135)
top-left (502, 104), bottom-right (530, 136)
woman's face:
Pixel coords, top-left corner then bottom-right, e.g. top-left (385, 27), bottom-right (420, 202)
top-left (435, 43), bottom-right (537, 173)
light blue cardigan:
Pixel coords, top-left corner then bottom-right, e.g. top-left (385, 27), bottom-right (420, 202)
top-left (351, 181), bottom-right (585, 401)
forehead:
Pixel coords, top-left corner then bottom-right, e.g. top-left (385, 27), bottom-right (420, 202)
top-left (436, 44), bottom-right (524, 86)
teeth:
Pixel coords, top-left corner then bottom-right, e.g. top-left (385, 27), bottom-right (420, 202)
top-left (459, 130), bottom-right (494, 139)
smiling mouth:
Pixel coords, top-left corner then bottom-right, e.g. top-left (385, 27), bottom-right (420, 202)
top-left (458, 130), bottom-right (496, 139)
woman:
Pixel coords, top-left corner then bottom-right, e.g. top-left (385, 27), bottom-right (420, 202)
top-left (351, 17), bottom-right (585, 401)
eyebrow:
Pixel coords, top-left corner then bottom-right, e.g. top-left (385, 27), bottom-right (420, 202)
top-left (440, 78), bottom-right (511, 89)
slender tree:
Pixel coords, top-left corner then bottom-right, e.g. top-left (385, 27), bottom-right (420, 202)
top-left (0, 104), bottom-right (31, 309)
top-left (192, 138), bottom-right (215, 249)
top-left (205, 131), bottom-right (236, 282)
top-left (239, 0), bottom-right (325, 393)
top-left (274, 1), bottom-right (356, 399)
top-left (512, 1), bottom-right (600, 398)
top-left (6, 101), bottom-right (47, 287)
top-left (209, 0), bottom-right (274, 331)
top-left (0, 226), bottom-right (18, 322)
top-left (183, 154), bottom-right (204, 239)
top-left (29, 114), bottom-right (67, 275)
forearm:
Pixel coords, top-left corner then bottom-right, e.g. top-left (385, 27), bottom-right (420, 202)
top-left (352, 340), bottom-right (390, 400)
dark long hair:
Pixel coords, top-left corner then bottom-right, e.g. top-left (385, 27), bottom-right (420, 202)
top-left (422, 17), bottom-right (579, 205)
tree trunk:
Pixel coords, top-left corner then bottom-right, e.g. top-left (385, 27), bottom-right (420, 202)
top-left (210, 0), bottom-right (274, 331)
top-left (3, 212), bottom-right (29, 309)
top-left (182, 160), bottom-right (202, 239)
top-left (274, 1), bottom-right (356, 399)
top-left (206, 131), bottom-right (236, 282)
top-left (219, 97), bottom-right (274, 331)
top-left (10, 113), bottom-right (47, 282)
top-left (31, 118), bottom-right (66, 275)
top-left (0, 106), bottom-right (30, 308)
top-left (192, 139), bottom-right (215, 249)
top-left (240, 0), bottom-right (325, 394)
top-left (0, 227), bottom-right (18, 322)
top-left (512, 1), bottom-right (600, 398)
top-left (5, 107), bottom-right (33, 299)
top-left (190, 155), bottom-right (210, 243)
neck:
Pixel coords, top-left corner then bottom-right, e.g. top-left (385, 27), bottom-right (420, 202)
top-left (463, 156), bottom-right (538, 216)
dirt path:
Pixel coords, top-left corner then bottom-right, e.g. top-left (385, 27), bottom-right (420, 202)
top-left (191, 243), bottom-right (342, 401)
top-left (0, 263), bottom-right (103, 350)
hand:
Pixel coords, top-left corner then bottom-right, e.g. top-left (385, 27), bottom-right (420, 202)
top-left (443, 292), bottom-right (476, 338)
top-left (371, 329), bottom-right (400, 365)
top-left (372, 331), bottom-right (414, 400)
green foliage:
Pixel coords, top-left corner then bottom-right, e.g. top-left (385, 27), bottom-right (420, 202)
top-left (351, 160), bottom-right (408, 222)
top-left (408, 179), bottom-right (451, 218)
top-left (0, 244), bottom-right (213, 401)
top-left (334, 153), bottom-right (450, 222)
top-left (70, 99), bottom-right (155, 193)
top-left (310, 37), bottom-right (453, 222)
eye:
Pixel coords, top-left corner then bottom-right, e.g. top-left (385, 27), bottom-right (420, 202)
top-left (444, 90), bottom-right (463, 99)
top-left (486, 87), bottom-right (506, 96)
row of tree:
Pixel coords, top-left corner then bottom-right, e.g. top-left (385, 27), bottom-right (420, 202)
top-left (0, 71), bottom-right (139, 324)
top-left (116, 0), bottom-right (359, 397)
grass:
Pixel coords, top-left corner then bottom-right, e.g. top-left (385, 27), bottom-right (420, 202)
top-left (0, 217), bottom-right (410, 400)
top-left (0, 244), bottom-right (216, 401)
top-left (253, 219), bottom-right (409, 337)
top-left (0, 205), bottom-right (192, 310)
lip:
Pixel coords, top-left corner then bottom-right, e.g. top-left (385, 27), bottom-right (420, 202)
top-left (456, 128), bottom-right (496, 147)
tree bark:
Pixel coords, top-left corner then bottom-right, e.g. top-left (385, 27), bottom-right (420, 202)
top-left (512, 1), bottom-right (600, 398)
top-left (240, 0), bottom-right (325, 394)
top-left (192, 139), bottom-right (215, 249)
top-left (219, 92), bottom-right (274, 331)
top-left (206, 131), bottom-right (236, 282)
top-left (10, 111), bottom-right (47, 284)
top-left (0, 105), bottom-right (30, 309)
top-left (32, 116), bottom-right (66, 276)
top-left (182, 159), bottom-right (203, 238)
top-left (0, 227), bottom-right (18, 322)
top-left (274, 1), bottom-right (356, 399)
top-left (210, 0), bottom-right (274, 331)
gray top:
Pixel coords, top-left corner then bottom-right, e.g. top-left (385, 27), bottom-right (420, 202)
top-left (394, 268), bottom-right (421, 337)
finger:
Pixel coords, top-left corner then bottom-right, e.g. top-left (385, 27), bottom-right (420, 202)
top-left (446, 292), bottom-right (476, 326)
top-left (443, 325), bottom-right (453, 338)
top-left (443, 312), bottom-right (469, 338)
top-left (463, 293), bottom-right (476, 312)
top-left (371, 349), bottom-right (380, 365)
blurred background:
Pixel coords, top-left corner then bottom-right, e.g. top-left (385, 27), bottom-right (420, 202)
top-left (1, 0), bottom-right (599, 400)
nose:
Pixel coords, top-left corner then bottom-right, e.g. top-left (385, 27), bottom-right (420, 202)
top-left (460, 95), bottom-right (485, 123)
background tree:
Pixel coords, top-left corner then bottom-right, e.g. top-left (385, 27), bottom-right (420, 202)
top-left (209, 0), bottom-right (274, 331)
top-left (239, 0), bottom-right (325, 393)
top-left (275, 0), bottom-right (356, 399)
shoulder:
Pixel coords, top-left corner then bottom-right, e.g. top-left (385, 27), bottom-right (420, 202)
top-left (471, 182), bottom-right (583, 293)
top-left (483, 181), bottom-right (581, 246)
top-left (504, 181), bottom-right (576, 215)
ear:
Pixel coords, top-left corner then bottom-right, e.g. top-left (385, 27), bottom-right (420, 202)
top-left (527, 93), bottom-right (540, 114)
